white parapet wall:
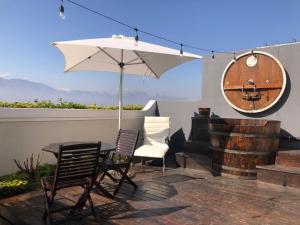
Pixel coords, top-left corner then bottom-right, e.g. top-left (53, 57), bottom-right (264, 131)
top-left (0, 100), bottom-right (157, 175)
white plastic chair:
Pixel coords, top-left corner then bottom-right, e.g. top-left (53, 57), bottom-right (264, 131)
top-left (134, 116), bottom-right (170, 173)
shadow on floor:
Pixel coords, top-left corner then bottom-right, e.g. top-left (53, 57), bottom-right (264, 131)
top-left (0, 173), bottom-right (192, 225)
top-left (95, 201), bottom-right (189, 220)
top-left (101, 173), bottom-right (202, 202)
top-left (0, 203), bottom-right (30, 225)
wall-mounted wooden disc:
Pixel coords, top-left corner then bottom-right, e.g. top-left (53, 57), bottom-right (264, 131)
top-left (221, 51), bottom-right (286, 113)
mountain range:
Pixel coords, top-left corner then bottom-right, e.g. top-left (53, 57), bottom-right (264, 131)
top-left (0, 78), bottom-right (184, 105)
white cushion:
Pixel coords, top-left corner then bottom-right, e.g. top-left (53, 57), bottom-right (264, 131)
top-left (144, 117), bottom-right (170, 144)
top-left (134, 143), bottom-right (169, 158)
top-left (134, 116), bottom-right (170, 159)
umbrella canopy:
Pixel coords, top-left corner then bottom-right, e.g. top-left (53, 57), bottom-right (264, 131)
top-left (53, 35), bottom-right (202, 129)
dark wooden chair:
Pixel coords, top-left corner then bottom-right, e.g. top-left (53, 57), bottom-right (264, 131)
top-left (41, 143), bottom-right (101, 225)
top-left (97, 129), bottom-right (139, 197)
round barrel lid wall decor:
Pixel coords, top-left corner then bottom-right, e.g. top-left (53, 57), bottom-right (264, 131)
top-left (221, 51), bottom-right (286, 113)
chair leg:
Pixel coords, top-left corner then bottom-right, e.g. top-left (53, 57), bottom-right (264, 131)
top-left (116, 166), bottom-right (137, 189)
top-left (163, 156), bottom-right (165, 174)
top-left (43, 192), bottom-right (55, 225)
top-left (113, 175), bottom-right (126, 196)
top-left (105, 171), bottom-right (119, 183)
top-left (42, 210), bottom-right (48, 224)
top-left (99, 169), bottom-right (118, 183)
top-left (74, 183), bottom-right (95, 213)
top-left (125, 175), bottom-right (138, 189)
top-left (41, 181), bottom-right (55, 225)
top-left (87, 194), bottom-right (96, 218)
top-left (94, 182), bottom-right (114, 199)
top-left (99, 171), bottom-right (106, 181)
top-left (113, 167), bottom-right (134, 196)
top-left (76, 189), bottom-right (89, 212)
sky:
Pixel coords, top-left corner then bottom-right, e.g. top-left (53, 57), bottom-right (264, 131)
top-left (0, 0), bottom-right (300, 101)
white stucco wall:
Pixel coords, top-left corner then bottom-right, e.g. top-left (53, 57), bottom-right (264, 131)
top-left (0, 101), bottom-right (156, 175)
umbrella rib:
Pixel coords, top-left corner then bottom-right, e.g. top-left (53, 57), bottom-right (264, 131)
top-left (125, 57), bottom-right (141, 64)
top-left (97, 47), bottom-right (120, 65)
top-left (65, 50), bottom-right (101, 72)
top-left (133, 50), bottom-right (159, 78)
top-left (126, 62), bottom-right (145, 66)
top-left (125, 52), bottom-right (153, 65)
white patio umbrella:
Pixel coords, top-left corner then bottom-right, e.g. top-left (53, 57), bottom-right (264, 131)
top-left (53, 35), bottom-right (202, 129)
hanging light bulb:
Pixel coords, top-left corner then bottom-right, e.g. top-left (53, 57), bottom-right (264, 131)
top-left (211, 51), bottom-right (215, 59)
top-left (233, 52), bottom-right (237, 62)
top-left (134, 28), bottom-right (139, 46)
top-left (59, 0), bottom-right (66, 20)
top-left (180, 44), bottom-right (183, 55)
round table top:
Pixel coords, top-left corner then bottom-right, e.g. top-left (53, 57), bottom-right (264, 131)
top-left (42, 142), bottom-right (115, 155)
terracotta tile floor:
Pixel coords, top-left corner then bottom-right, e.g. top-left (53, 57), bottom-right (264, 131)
top-left (1, 167), bottom-right (300, 225)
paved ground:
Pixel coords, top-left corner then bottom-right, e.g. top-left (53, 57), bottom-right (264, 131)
top-left (1, 166), bottom-right (300, 225)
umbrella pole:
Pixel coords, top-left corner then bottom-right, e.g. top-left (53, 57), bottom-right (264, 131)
top-left (118, 63), bottom-right (124, 130)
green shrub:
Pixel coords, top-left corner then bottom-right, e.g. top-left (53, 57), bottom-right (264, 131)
top-left (0, 100), bottom-right (143, 110)
top-left (0, 173), bottom-right (32, 199)
top-left (0, 164), bottom-right (56, 199)
top-left (35, 164), bottom-right (56, 180)
top-left (14, 153), bottom-right (42, 179)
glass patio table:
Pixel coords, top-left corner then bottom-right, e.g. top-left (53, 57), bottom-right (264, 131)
top-left (42, 141), bottom-right (116, 198)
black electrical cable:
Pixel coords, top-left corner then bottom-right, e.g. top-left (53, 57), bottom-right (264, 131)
top-left (63, 0), bottom-right (232, 55)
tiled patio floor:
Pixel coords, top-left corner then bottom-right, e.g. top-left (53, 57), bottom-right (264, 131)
top-left (1, 166), bottom-right (300, 225)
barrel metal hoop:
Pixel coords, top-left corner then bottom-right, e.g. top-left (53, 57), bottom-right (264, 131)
top-left (212, 163), bottom-right (257, 173)
top-left (209, 130), bottom-right (279, 138)
top-left (211, 169), bottom-right (257, 180)
top-left (210, 146), bottom-right (273, 155)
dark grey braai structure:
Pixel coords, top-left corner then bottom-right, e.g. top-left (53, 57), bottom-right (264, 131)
top-left (175, 108), bottom-right (211, 171)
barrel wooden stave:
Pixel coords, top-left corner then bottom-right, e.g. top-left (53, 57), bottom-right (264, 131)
top-left (210, 134), bottom-right (279, 152)
top-left (209, 118), bottom-right (280, 179)
top-left (209, 118), bottom-right (281, 135)
top-left (211, 149), bottom-right (276, 169)
top-left (212, 163), bottom-right (257, 178)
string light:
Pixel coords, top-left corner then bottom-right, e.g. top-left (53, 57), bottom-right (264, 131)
top-left (59, 0), bottom-right (65, 20)
top-left (59, 0), bottom-right (251, 56)
top-left (233, 52), bottom-right (237, 62)
top-left (134, 28), bottom-right (139, 42)
top-left (134, 28), bottom-right (139, 46)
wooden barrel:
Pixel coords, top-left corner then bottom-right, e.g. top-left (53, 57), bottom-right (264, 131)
top-left (198, 108), bottom-right (210, 118)
top-left (209, 118), bottom-right (280, 179)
